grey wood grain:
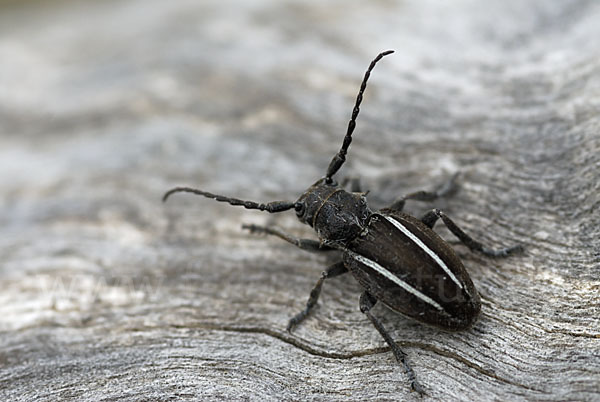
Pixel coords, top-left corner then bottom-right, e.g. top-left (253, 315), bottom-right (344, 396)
top-left (0, 0), bottom-right (599, 401)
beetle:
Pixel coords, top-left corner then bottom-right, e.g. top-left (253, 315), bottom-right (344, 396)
top-left (163, 50), bottom-right (523, 394)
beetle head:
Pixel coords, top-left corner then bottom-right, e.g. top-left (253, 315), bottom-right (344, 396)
top-left (295, 178), bottom-right (370, 242)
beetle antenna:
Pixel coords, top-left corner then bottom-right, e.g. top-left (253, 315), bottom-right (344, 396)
top-left (325, 50), bottom-right (394, 183)
top-left (162, 186), bottom-right (297, 213)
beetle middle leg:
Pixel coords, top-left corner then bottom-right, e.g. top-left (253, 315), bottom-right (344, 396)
top-left (287, 261), bottom-right (348, 331)
top-left (420, 208), bottom-right (523, 257)
top-left (242, 224), bottom-right (334, 252)
top-left (389, 172), bottom-right (459, 213)
top-left (359, 291), bottom-right (424, 395)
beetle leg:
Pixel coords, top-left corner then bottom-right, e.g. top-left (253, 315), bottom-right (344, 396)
top-left (389, 172), bottom-right (459, 212)
top-left (242, 224), bottom-right (334, 252)
top-left (359, 292), bottom-right (424, 395)
top-left (421, 209), bottom-right (524, 257)
top-left (287, 261), bottom-right (348, 331)
top-left (341, 176), bottom-right (363, 192)
top-left (419, 209), bottom-right (439, 229)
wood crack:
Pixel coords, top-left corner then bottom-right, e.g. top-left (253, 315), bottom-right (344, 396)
top-left (175, 322), bottom-right (546, 392)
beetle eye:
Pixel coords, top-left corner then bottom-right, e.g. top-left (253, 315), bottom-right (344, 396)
top-left (294, 202), bottom-right (306, 217)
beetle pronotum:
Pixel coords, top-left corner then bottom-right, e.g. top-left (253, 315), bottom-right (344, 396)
top-left (163, 50), bottom-right (523, 394)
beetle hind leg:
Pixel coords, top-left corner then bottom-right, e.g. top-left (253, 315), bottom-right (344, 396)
top-left (359, 292), bottom-right (424, 395)
top-left (287, 261), bottom-right (348, 332)
top-left (420, 208), bottom-right (524, 257)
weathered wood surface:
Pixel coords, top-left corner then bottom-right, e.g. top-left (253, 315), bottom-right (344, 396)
top-left (1, 1), bottom-right (599, 401)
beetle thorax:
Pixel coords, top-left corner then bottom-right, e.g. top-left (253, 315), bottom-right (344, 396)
top-left (295, 180), bottom-right (371, 244)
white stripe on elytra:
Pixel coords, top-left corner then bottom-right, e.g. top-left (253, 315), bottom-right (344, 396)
top-left (346, 250), bottom-right (444, 311)
top-left (383, 214), bottom-right (463, 290)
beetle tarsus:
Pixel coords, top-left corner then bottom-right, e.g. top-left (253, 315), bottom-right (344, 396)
top-left (287, 262), bottom-right (348, 332)
top-left (359, 291), bottom-right (425, 396)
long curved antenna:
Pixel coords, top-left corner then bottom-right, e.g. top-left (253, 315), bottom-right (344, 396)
top-left (325, 50), bottom-right (394, 183)
top-left (163, 186), bottom-right (297, 213)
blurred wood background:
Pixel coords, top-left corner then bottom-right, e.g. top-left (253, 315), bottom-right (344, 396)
top-left (0, 1), bottom-right (598, 400)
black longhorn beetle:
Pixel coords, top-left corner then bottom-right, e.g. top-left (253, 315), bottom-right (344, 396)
top-left (163, 50), bottom-right (523, 394)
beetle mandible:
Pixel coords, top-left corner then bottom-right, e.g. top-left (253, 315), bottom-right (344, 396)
top-left (163, 50), bottom-right (523, 394)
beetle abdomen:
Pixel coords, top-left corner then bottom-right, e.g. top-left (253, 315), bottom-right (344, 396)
top-left (343, 210), bottom-right (481, 331)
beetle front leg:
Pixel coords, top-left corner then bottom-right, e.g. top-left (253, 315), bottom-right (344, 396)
top-left (420, 209), bottom-right (523, 257)
top-left (287, 261), bottom-right (348, 331)
top-left (341, 176), bottom-right (363, 192)
top-left (242, 224), bottom-right (334, 252)
top-left (389, 172), bottom-right (459, 213)
top-left (359, 292), bottom-right (424, 395)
